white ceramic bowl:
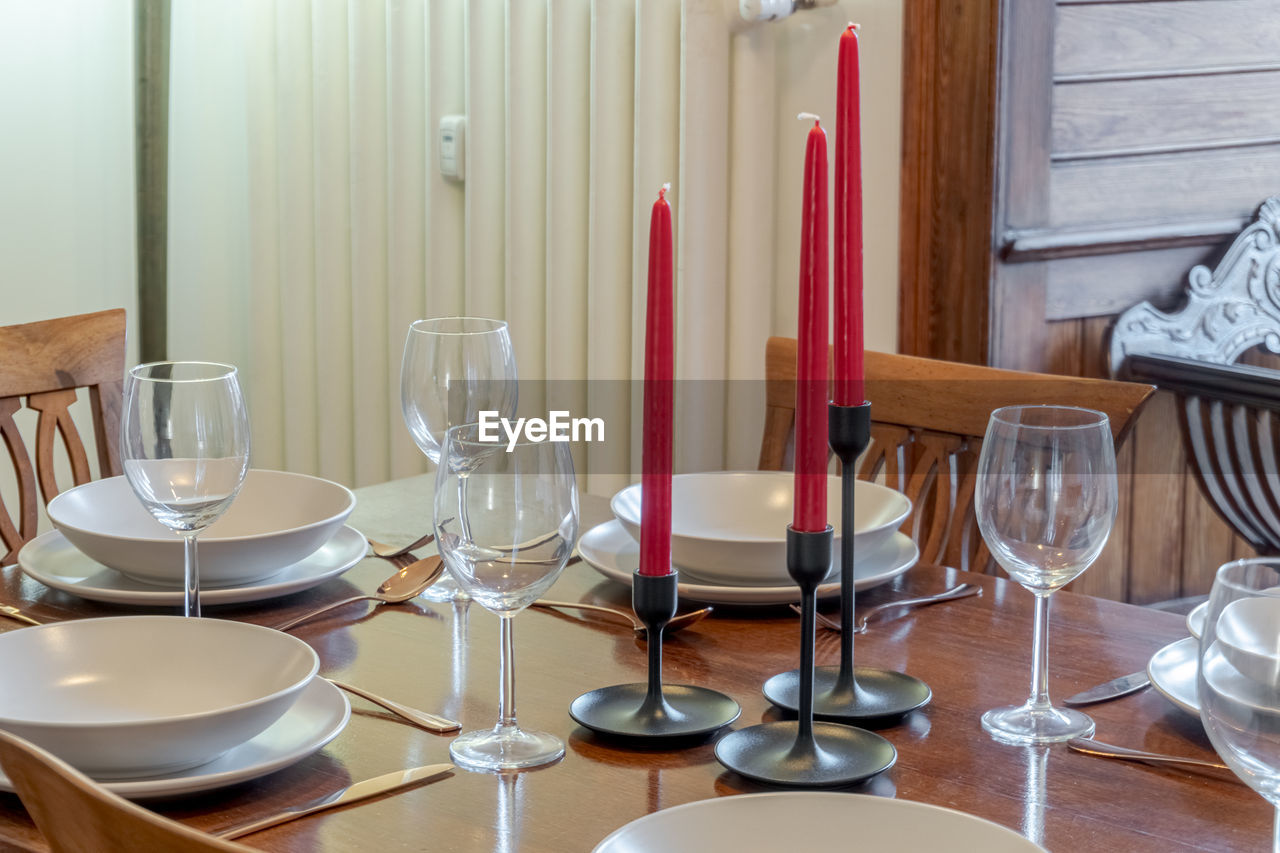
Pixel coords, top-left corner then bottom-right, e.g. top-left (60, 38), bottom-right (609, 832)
top-left (610, 471), bottom-right (911, 585)
top-left (0, 616), bottom-right (318, 778)
top-left (47, 470), bottom-right (356, 587)
top-left (1216, 596), bottom-right (1280, 686)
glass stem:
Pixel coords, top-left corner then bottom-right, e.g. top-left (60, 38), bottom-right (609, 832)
top-left (183, 533), bottom-right (200, 618)
top-left (1028, 592), bottom-right (1051, 711)
top-left (497, 614), bottom-right (517, 732)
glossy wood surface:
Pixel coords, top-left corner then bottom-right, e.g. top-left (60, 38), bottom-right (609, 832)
top-left (0, 477), bottom-right (1266, 851)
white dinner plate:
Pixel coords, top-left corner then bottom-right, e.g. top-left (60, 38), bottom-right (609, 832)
top-left (1148, 636), bottom-right (1200, 716)
top-left (17, 525), bottom-right (366, 607)
top-left (1187, 601), bottom-right (1207, 639)
top-left (0, 677), bottom-right (350, 799)
top-left (592, 792), bottom-right (1044, 852)
top-left (577, 520), bottom-right (918, 605)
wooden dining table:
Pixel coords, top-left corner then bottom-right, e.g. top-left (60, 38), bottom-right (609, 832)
top-left (0, 474), bottom-right (1267, 852)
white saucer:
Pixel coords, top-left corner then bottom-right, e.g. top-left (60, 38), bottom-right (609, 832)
top-left (577, 520), bottom-right (918, 605)
top-left (17, 526), bottom-right (366, 607)
top-left (0, 677), bottom-right (350, 799)
top-left (593, 792), bottom-right (1044, 852)
top-left (1148, 636), bottom-right (1199, 716)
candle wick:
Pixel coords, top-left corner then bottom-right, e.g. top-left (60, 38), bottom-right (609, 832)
top-left (847, 22), bottom-right (859, 32)
top-left (797, 112), bottom-right (821, 126)
top-left (660, 182), bottom-right (671, 200)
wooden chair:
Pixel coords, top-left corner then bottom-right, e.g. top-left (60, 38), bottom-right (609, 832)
top-left (759, 337), bottom-right (1155, 573)
top-left (0, 308), bottom-right (126, 564)
top-left (0, 729), bottom-right (251, 853)
top-left (1112, 198), bottom-right (1280, 559)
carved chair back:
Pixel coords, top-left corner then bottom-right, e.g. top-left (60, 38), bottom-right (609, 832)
top-left (0, 309), bottom-right (126, 564)
top-left (760, 338), bottom-right (1154, 573)
top-left (1113, 198), bottom-right (1280, 555)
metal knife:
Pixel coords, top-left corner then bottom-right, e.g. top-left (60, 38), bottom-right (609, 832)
top-left (1063, 671), bottom-right (1150, 706)
top-left (214, 763), bottom-right (454, 839)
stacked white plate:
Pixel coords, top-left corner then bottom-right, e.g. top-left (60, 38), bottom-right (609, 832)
top-left (17, 470), bottom-right (366, 607)
top-left (0, 616), bottom-right (350, 798)
top-left (582, 472), bottom-right (917, 604)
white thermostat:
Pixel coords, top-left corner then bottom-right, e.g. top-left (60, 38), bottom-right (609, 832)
top-left (439, 115), bottom-right (466, 181)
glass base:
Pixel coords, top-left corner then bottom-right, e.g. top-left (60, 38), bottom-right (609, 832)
top-left (982, 703), bottom-right (1095, 745)
top-left (421, 574), bottom-right (470, 603)
top-left (449, 724), bottom-right (564, 772)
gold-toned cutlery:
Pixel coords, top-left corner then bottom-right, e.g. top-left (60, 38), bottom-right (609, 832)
top-left (531, 599), bottom-right (712, 637)
top-left (0, 605), bottom-right (42, 628)
top-left (273, 556), bottom-right (445, 632)
top-left (367, 533), bottom-right (436, 559)
top-left (213, 762), bottom-right (454, 838)
top-left (796, 583), bottom-right (983, 633)
top-left (327, 679), bottom-right (459, 733)
top-left (1066, 738), bottom-right (1234, 774)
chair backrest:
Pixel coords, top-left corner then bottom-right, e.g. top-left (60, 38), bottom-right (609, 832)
top-left (0, 729), bottom-right (251, 853)
top-left (0, 308), bottom-right (126, 564)
top-left (1111, 198), bottom-right (1280, 558)
top-left (759, 337), bottom-right (1155, 572)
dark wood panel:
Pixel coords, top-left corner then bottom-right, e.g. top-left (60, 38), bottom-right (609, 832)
top-left (1052, 71), bottom-right (1280, 157)
top-left (898, 0), bottom-right (1000, 364)
top-left (1044, 243), bottom-right (1224, 321)
top-left (1126, 392), bottom-right (1187, 604)
top-left (1055, 0), bottom-right (1280, 78)
top-left (1048, 145), bottom-right (1280, 228)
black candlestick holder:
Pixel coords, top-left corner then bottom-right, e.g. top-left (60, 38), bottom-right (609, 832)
top-left (715, 526), bottom-right (896, 787)
top-left (569, 570), bottom-right (740, 741)
top-left (762, 402), bottom-right (931, 723)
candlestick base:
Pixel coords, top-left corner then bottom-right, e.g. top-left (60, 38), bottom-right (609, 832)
top-left (762, 665), bottom-right (931, 724)
top-left (714, 720), bottom-right (895, 788)
top-left (568, 570), bottom-right (740, 742)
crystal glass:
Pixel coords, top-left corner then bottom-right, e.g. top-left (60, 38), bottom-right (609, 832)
top-left (401, 317), bottom-right (518, 602)
top-left (1198, 559), bottom-right (1280, 852)
top-left (435, 423), bottom-right (578, 771)
top-left (975, 405), bottom-right (1117, 744)
top-left (120, 362), bottom-right (251, 617)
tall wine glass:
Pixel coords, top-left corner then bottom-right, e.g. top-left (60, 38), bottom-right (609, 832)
top-left (434, 423), bottom-right (578, 771)
top-left (402, 317), bottom-right (518, 602)
top-left (975, 405), bottom-right (1117, 744)
top-left (1198, 559), bottom-right (1280, 852)
top-left (120, 362), bottom-right (251, 617)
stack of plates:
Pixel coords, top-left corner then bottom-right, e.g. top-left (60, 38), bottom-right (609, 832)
top-left (582, 472), bottom-right (917, 605)
top-left (0, 616), bottom-right (350, 798)
top-left (17, 470), bottom-right (366, 607)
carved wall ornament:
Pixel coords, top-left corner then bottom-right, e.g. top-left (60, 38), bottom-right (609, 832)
top-left (1109, 197), bottom-right (1280, 376)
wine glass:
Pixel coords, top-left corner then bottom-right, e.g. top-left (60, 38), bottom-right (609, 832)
top-left (434, 423), bottom-right (578, 771)
top-left (401, 317), bottom-right (518, 602)
top-left (120, 362), bottom-right (251, 617)
top-left (1198, 558), bottom-right (1280, 851)
top-left (975, 405), bottom-right (1117, 744)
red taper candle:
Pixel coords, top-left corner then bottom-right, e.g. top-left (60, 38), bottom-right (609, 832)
top-left (639, 184), bottom-right (674, 576)
top-left (833, 23), bottom-right (865, 406)
top-left (794, 116), bottom-right (829, 533)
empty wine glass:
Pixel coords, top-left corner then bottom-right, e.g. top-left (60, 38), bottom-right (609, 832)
top-left (1198, 559), bottom-right (1280, 851)
top-left (402, 317), bottom-right (518, 602)
top-left (975, 405), bottom-right (1117, 744)
top-left (435, 423), bottom-right (578, 771)
top-left (120, 362), bottom-right (251, 617)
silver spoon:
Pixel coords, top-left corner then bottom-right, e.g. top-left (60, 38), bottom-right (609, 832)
top-left (531, 599), bottom-right (712, 637)
top-left (796, 583), bottom-right (982, 633)
top-left (1067, 738), bottom-right (1233, 773)
top-left (368, 533), bottom-right (435, 559)
top-left (326, 679), bottom-right (459, 733)
top-left (274, 556), bottom-right (445, 631)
